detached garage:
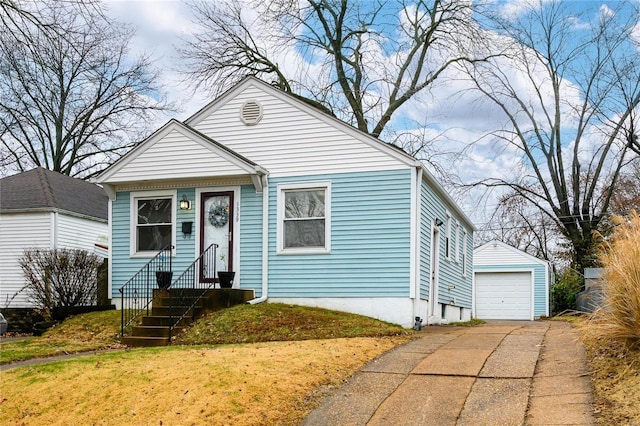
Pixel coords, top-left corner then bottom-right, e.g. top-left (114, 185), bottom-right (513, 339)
top-left (473, 241), bottom-right (551, 320)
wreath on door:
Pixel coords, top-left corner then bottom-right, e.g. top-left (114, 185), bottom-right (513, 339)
top-left (208, 202), bottom-right (229, 228)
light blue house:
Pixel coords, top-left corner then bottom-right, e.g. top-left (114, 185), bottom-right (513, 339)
top-left (96, 77), bottom-right (474, 327)
top-left (473, 240), bottom-right (552, 320)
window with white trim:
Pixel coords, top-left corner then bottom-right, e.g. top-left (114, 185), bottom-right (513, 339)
top-left (131, 192), bottom-right (175, 255)
top-left (277, 182), bottom-right (331, 254)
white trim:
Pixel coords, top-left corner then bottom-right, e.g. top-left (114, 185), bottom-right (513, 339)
top-left (428, 221), bottom-right (441, 323)
top-left (129, 190), bottom-right (177, 258)
top-left (108, 199), bottom-right (113, 302)
top-left (195, 186), bottom-right (241, 279)
top-left (276, 181), bottom-right (332, 255)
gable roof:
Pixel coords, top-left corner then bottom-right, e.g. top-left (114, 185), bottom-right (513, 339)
top-left (185, 76), bottom-right (420, 168)
top-left (474, 240), bottom-right (549, 266)
top-left (0, 168), bottom-right (108, 220)
top-left (95, 119), bottom-right (268, 192)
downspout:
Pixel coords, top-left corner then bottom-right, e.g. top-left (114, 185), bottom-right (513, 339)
top-left (248, 174), bottom-right (269, 304)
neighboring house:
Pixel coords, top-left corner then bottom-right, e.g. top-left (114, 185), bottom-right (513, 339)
top-left (0, 168), bottom-right (109, 308)
top-left (473, 240), bottom-right (552, 320)
top-left (95, 77), bottom-right (475, 327)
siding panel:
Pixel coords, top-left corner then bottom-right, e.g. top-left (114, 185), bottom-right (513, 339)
top-left (266, 170), bottom-right (412, 298)
top-left (191, 83), bottom-right (410, 177)
top-left (419, 179), bottom-right (473, 309)
top-left (0, 212), bottom-right (52, 307)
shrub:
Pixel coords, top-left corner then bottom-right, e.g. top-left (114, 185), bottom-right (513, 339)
top-left (19, 248), bottom-right (103, 313)
top-left (595, 210), bottom-right (640, 349)
top-left (551, 268), bottom-right (583, 314)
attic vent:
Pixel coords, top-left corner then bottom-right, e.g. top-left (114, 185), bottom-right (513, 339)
top-left (240, 100), bottom-right (263, 125)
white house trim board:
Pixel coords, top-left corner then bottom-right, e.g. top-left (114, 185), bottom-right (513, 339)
top-left (129, 190), bottom-right (177, 258)
top-left (276, 181), bottom-right (332, 255)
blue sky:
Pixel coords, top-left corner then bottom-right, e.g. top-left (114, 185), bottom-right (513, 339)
top-left (104, 0), bottom-right (640, 227)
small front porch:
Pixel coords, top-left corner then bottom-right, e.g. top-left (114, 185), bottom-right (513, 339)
top-left (122, 288), bottom-right (254, 347)
top-left (118, 243), bottom-right (254, 347)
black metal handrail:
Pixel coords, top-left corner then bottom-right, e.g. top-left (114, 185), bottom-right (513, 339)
top-left (119, 244), bottom-right (173, 337)
top-left (167, 243), bottom-right (218, 341)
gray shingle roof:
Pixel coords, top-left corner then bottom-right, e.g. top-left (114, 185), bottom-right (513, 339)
top-left (0, 168), bottom-right (108, 220)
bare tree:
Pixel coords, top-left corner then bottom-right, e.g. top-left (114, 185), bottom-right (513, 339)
top-left (0, 1), bottom-right (172, 178)
top-left (180, 0), bottom-right (489, 141)
top-left (464, 1), bottom-right (640, 271)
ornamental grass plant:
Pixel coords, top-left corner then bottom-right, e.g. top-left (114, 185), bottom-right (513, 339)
top-left (592, 210), bottom-right (640, 349)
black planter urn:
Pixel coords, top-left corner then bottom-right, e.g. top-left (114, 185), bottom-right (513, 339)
top-left (218, 271), bottom-right (235, 288)
top-left (155, 271), bottom-right (173, 289)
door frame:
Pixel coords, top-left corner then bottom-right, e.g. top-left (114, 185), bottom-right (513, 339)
top-left (196, 187), bottom-right (240, 283)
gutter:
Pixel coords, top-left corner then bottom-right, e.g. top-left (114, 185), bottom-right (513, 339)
top-left (248, 174), bottom-right (269, 304)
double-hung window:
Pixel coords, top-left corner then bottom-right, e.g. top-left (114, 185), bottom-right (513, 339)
top-left (277, 182), bottom-right (331, 254)
top-left (131, 191), bottom-right (175, 255)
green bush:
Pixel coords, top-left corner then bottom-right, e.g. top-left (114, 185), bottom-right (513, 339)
top-left (551, 269), bottom-right (584, 315)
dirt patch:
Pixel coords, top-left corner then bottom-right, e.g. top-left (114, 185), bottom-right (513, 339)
top-left (0, 336), bottom-right (408, 425)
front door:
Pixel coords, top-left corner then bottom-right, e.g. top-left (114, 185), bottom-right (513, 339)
top-left (200, 191), bottom-right (234, 283)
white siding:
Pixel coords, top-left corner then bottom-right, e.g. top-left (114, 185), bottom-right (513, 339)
top-left (56, 215), bottom-right (108, 255)
top-left (0, 212), bottom-right (107, 308)
top-left (104, 128), bottom-right (251, 183)
top-left (0, 212), bottom-right (52, 308)
top-left (189, 82), bottom-right (411, 177)
top-left (474, 242), bottom-right (544, 266)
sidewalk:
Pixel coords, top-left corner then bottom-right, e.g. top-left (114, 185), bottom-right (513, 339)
top-left (302, 321), bottom-right (594, 426)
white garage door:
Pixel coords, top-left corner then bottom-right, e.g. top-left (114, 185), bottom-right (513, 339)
top-left (475, 272), bottom-right (532, 320)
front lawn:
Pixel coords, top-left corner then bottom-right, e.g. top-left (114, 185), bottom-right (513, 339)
top-left (0, 310), bottom-right (122, 364)
top-left (0, 304), bottom-right (413, 425)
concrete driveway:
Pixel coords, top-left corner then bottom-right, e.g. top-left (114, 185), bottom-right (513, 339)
top-left (303, 321), bottom-right (594, 426)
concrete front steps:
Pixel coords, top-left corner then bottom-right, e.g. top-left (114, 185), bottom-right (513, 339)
top-left (122, 288), bottom-right (255, 347)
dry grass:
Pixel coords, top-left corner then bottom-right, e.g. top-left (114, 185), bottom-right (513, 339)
top-left (574, 212), bottom-right (640, 425)
top-left (0, 336), bottom-right (409, 425)
top-left (577, 319), bottom-right (640, 425)
top-left (595, 210), bottom-right (640, 348)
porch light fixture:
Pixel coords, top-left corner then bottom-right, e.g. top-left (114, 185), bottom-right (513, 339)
top-left (435, 218), bottom-right (444, 227)
top-left (179, 195), bottom-right (191, 210)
